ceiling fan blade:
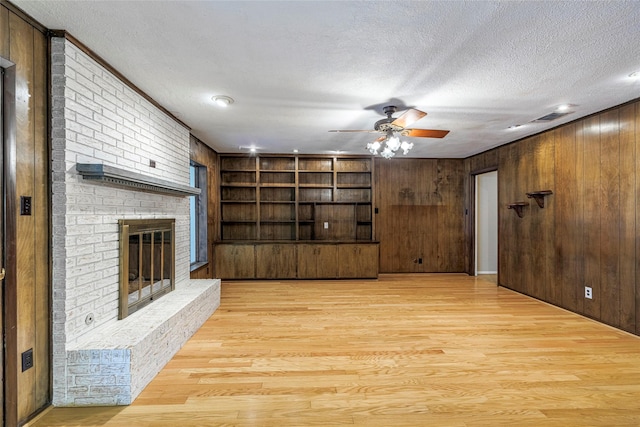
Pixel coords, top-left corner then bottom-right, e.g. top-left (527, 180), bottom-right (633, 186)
top-left (403, 128), bottom-right (450, 138)
top-left (329, 129), bottom-right (380, 133)
top-left (391, 108), bottom-right (427, 129)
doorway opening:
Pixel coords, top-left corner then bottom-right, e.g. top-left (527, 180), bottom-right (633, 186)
top-left (475, 171), bottom-right (498, 279)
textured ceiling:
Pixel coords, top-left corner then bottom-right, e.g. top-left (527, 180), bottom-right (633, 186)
top-left (11, 0), bottom-right (640, 158)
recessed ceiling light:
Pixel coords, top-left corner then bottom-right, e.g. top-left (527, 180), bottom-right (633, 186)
top-left (249, 146), bottom-right (256, 153)
top-left (508, 124), bottom-right (522, 130)
top-left (212, 95), bottom-right (234, 107)
top-left (629, 71), bottom-right (640, 80)
top-left (556, 104), bottom-right (572, 112)
top-left (293, 149), bottom-right (299, 153)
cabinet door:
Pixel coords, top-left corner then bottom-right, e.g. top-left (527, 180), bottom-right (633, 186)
top-left (297, 244), bottom-right (317, 278)
top-left (337, 244), bottom-right (379, 278)
top-left (315, 245), bottom-right (338, 278)
top-left (255, 244), bottom-right (297, 278)
top-left (214, 244), bottom-right (255, 279)
top-left (297, 244), bottom-right (338, 279)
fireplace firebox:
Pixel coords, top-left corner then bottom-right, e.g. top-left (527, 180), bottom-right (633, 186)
top-left (118, 219), bottom-right (175, 319)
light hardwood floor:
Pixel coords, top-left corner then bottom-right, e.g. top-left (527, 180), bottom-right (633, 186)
top-left (32, 274), bottom-right (640, 426)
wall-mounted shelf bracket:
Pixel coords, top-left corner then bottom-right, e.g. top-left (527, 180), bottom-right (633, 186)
top-left (507, 202), bottom-right (529, 218)
top-left (526, 190), bottom-right (553, 208)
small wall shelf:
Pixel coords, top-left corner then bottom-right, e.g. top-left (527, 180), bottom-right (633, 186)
top-left (526, 190), bottom-right (553, 208)
top-left (507, 202), bottom-right (530, 218)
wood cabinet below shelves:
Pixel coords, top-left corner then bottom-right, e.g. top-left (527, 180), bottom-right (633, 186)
top-left (297, 244), bottom-right (338, 279)
top-left (214, 244), bottom-right (255, 279)
top-left (337, 244), bottom-right (379, 278)
top-left (255, 244), bottom-right (297, 278)
top-left (214, 242), bottom-right (378, 279)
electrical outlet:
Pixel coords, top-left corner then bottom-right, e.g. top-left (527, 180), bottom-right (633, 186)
top-left (585, 286), bottom-right (593, 299)
top-left (323, 222), bottom-right (329, 229)
top-left (22, 348), bottom-right (34, 371)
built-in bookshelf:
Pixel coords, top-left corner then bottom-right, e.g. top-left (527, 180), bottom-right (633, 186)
top-left (219, 154), bottom-right (373, 241)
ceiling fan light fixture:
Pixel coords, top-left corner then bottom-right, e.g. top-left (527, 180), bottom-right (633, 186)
top-left (400, 141), bottom-right (413, 155)
top-left (367, 140), bottom-right (381, 155)
top-left (386, 135), bottom-right (401, 152)
top-left (380, 146), bottom-right (395, 159)
top-left (212, 95), bottom-right (234, 107)
top-left (331, 105), bottom-right (446, 159)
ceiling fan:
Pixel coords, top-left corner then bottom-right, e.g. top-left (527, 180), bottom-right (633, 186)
top-left (329, 105), bottom-right (449, 158)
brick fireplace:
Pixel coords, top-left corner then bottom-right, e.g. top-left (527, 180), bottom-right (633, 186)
top-left (50, 37), bottom-right (220, 406)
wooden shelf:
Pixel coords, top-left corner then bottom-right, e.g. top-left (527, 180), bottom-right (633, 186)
top-left (337, 184), bottom-right (371, 189)
top-left (220, 200), bottom-right (256, 204)
top-left (259, 183), bottom-right (295, 187)
top-left (219, 154), bottom-right (373, 242)
top-left (299, 201), bottom-right (371, 205)
top-left (221, 183), bottom-right (257, 187)
top-left (507, 202), bottom-right (530, 218)
top-left (260, 201), bottom-right (295, 204)
top-left (526, 190), bottom-right (553, 208)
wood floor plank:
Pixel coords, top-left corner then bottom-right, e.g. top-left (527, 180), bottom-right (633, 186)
top-left (31, 274), bottom-right (640, 426)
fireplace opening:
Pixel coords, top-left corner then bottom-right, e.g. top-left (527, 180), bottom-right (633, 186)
top-left (119, 219), bottom-right (175, 319)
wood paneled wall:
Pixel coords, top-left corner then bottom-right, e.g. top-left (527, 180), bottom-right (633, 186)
top-left (189, 134), bottom-right (219, 279)
top-left (375, 158), bottom-right (465, 273)
top-left (466, 99), bottom-right (640, 335)
top-left (0, 2), bottom-right (50, 424)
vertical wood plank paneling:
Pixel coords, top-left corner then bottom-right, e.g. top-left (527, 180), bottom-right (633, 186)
top-left (636, 104), bottom-right (640, 333)
top-left (599, 109), bottom-right (621, 327)
top-left (375, 158), bottom-right (465, 273)
top-left (462, 158), bottom-right (472, 273)
top-left (582, 116), bottom-right (601, 319)
top-left (618, 103), bottom-right (636, 333)
top-left (554, 123), bottom-right (579, 312)
top-left (539, 131), bottom-right (556, 303)
top-left (524, 132), bottom-right (553, 300)
top-left (436, 159), bottom-right (465, 271)
top-left (422, 160), bottom-right (440, 271)
top-left (0, 6), bottom-right (8, 423)
top-left (33, 28), bottom-right (49, 408)
top-left (470, 100), bottom-right (639, 336)
top-left (10, 12), bottom-right (37, 419)
top-left (498, 144), bottom-right (515, 289)
top-left (574, 120), bottom-right (586, 315)
top-left (0, 5), bottom-right (8, 57)
top-left (519, 137), bottom-right (535, 296)
top-left (377, 159), bottom-right (424, 272)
